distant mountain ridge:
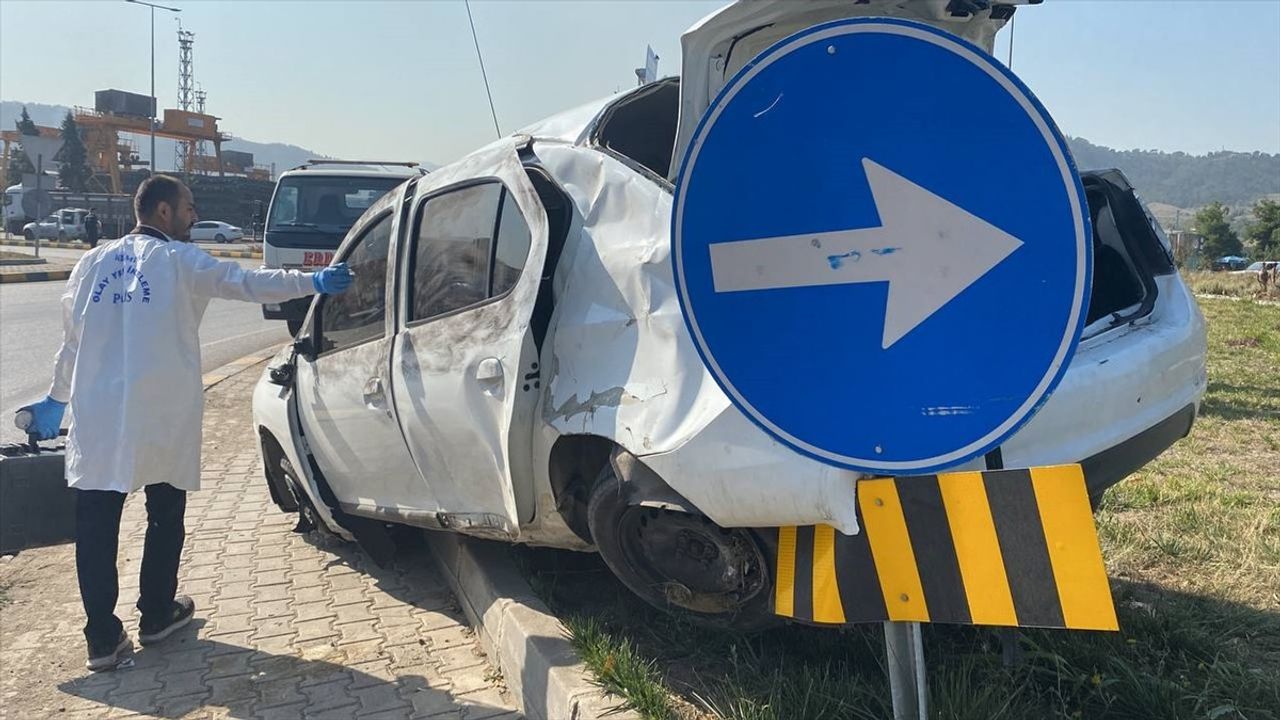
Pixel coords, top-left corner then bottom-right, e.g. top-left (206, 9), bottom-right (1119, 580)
top-left (1067, 137), bottom-right (1280, 209)
top-left (4, 100), bottom-right (1275, 210)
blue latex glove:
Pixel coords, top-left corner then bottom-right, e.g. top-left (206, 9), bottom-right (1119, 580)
top-left (28, 396), bottom-right (66, 441)
top-left (312, 263), bottom-right (354, 294)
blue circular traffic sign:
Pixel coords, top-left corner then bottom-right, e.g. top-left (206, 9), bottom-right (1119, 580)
top-left (672, 18), bottom-right (1092, 474)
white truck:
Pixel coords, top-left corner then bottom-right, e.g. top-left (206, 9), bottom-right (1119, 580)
top-left (259, 160), bottom-right (424, 335)
top-left (5, 184), bottom-right (132, 238)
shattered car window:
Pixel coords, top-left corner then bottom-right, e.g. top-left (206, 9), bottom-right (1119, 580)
top-left (319, 212), bottom-right (392, 352)
top-left (410, 182), bottom-right (502, 321)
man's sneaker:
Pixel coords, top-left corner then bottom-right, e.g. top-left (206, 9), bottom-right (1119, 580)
top-left (138, 596), bottom-right (195, 646)
top-left (86, 630), bottom-right (134, 672)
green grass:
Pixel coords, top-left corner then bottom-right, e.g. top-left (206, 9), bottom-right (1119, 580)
top-left (524, 296), bottom-right (1280, 720)
top-left (1182, 270), bottom-right (1278, 300)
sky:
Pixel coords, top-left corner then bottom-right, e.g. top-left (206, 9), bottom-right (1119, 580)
top-left (1, 0), bottom-right (1277, 166)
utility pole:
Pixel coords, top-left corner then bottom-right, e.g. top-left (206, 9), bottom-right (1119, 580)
top-left (125, 0), bottom-right (181, 176)
top-left (194, 85), bottom-right (207, 169)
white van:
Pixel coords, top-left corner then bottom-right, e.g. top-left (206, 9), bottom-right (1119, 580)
top-left (261, 160), bottom-right (423, 334)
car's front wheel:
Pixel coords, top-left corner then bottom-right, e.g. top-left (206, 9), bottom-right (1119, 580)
top-left (586, 465), bottom-right (778, 631)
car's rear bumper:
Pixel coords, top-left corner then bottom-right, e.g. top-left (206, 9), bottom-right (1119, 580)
top-left (641, 275), bottom-right (1208, 533)
top-left (1080, 402), bottom-right (1195, 504)
top-left (998, 274), bottom-right (1207, 478)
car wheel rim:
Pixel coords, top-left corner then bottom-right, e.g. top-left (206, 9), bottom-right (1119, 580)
top-left (615, 506), bottom-right (767, 614)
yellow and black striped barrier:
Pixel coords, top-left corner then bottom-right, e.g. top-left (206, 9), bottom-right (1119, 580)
top-left (0, 269), bottom-right (73, 284)
top-left (769, 464), bottom-right (1117, 631)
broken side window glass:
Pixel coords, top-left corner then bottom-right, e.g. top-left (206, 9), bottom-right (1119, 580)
top-left (410, 182), bottom-right (502, 321)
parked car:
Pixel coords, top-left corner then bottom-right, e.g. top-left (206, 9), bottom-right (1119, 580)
top-left (1212, 255), bottom-right (1251, 271)
top-left (22, 207), bottom-right (89, 241)
top-left (253, 0), bottom-right (1207, 630)
top-left (1229, 260), bottom-right (1278, 276)
top-left (189, 220), bottom-right (244, 243)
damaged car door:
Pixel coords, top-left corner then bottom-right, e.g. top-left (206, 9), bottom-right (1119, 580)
top-left (388, 145), bottom-right (549, 538)
top-left (292, 205), bottom-right (429, 515)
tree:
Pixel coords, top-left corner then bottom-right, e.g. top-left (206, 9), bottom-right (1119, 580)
top-left (1245, 198), bottom-right (1280, 259)
top-left (15, 106), bottom-right (38, 135)
top-left (57, 111), bottom-right (91, 192)
top-left (5, 144), bottom-right (34, 181)
top-left (6, 107), bottom-right (39, 186)
top-left (1194, 201), bottom-right (1244, 259)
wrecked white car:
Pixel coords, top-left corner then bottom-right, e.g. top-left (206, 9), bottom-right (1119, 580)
top-left (253, 0), bottom-right (1207, 629)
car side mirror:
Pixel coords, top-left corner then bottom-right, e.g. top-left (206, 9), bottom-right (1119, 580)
top-left (292, 335), bottom-right (317, 362)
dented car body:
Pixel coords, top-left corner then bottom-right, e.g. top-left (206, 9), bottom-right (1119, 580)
top-left (253, 0), bottom-right (1207, 627)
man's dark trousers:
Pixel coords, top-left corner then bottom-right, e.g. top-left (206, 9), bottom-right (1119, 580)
top-left (76, 483), bottom-right (186, 644)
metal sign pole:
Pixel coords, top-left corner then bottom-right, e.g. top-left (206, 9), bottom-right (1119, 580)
top-left (33, 155), bottom-right (43, 258)
top-left (883, 621), bottom-right (928, 720)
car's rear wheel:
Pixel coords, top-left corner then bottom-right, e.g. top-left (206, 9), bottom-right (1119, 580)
top-left (23, 229), bottom-right (34, 241)
top-left (215, 233), bottom-right (226, 243)
top-left (586, 466), bottom-right (778, 631)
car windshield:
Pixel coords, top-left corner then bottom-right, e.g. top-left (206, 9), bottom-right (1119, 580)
top-left (267, 176), bottom-right (404, 234)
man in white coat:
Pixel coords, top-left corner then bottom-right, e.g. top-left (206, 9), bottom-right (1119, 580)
top-left (25, 175), bottom-right (355, 671)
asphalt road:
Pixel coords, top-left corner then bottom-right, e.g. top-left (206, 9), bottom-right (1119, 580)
top-left (0, 250), bottom-right (292, 445)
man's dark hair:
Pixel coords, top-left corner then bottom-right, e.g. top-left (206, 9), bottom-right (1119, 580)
top-left (134, 175), bottom-right (185, 219)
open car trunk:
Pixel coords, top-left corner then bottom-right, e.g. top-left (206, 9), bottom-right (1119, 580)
top-left (669, 0), bottom-right (1041, 180)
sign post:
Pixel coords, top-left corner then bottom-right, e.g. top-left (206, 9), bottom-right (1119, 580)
top-left (33, 156), bottom-right (43, 258)
top-left (671, 18), bottom-right (1098, 718)
top-left (884, 621), bottom-right (927, 720)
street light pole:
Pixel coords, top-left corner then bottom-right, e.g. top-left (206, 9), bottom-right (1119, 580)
top-left (125, 0), bottom-right (180, 176)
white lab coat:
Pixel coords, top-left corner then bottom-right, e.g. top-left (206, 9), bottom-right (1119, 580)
top-left (49, 230), bottom-right (316, 493)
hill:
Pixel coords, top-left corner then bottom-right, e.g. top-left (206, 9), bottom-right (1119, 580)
top-left (1066, 137), bottom-right (1279, 209)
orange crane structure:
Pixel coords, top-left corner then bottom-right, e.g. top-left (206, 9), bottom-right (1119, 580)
top-left (2, 110), bottom-right (234, 195)
top-left (73, 106), bottom-right (231, 193)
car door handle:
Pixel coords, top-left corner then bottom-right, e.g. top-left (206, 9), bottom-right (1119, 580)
top-left (362, 377), bottom-right (387, 410)
top-left (476, 358), bottom-right (504, 388)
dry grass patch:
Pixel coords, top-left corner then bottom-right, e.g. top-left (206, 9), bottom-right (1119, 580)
top-left (525, 296), bottom-right (1280, 720)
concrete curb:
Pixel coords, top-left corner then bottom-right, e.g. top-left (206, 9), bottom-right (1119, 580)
top-left (0, 239), bottom-right (88, 251)
top-left (426, 533), bottom-right (640, 720)
top-left (201, 343), bottom-right (288, 390)
top-left (0, 257), bottom-right (48, 266)
top-left (204, 249), bottom-right (263, 259)
top-left (0, 269), bottom-right (72, 284)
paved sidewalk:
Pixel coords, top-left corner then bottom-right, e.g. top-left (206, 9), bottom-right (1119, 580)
top-left (0, 363), bottom-right (519, 719)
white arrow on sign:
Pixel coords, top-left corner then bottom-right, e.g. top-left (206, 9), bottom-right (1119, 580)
top-left (709, 158), bottom-right (1025, 349)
